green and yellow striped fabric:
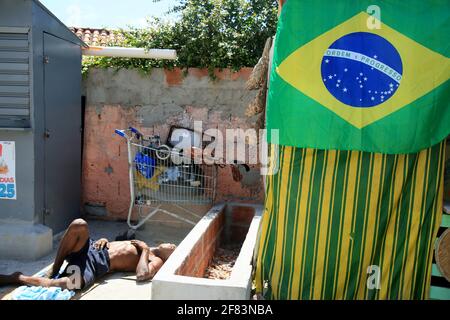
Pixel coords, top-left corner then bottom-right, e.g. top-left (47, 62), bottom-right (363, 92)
top-left (255, 141), bottom-right (446, 299)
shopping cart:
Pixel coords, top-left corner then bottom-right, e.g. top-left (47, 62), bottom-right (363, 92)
top-left (115, 127), bottom-right (217, 234)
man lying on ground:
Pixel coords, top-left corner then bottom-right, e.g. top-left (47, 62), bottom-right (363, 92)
top-left (0, 219), bottom-right (176, 290)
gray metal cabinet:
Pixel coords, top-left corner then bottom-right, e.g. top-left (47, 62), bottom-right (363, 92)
top-left (0, 0), bottom-right (85, 244)
top-left (0, 29), bottom-right (30, 127)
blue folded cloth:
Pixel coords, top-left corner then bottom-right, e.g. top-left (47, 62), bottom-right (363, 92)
top-left (12, 285), bottom-right (75, 300)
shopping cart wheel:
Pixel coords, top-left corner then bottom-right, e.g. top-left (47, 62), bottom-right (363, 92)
top-left (115, 229), bottom-right (136, 241)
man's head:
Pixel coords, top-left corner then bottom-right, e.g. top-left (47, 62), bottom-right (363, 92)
top-left (155, 243), bottom-right (177, 261)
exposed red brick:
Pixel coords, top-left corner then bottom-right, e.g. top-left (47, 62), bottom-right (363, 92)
top-left (174, 220), bottom-right (230, 278)
top-left (235, 67), bottom-right (253, 80)
top-left (230, 225), bottom-right (250, 244)
top-left (194, 241), bottom-right (202, 257)
top-left (215, 165), bottom-right (264, 204)
top-left (188, 68), bottom-right (209, 79)
top-left (82, 105), bottom-right (138, 220)
top-left (204, 238), bottom-right (216, 259)
top-left (182, 246), bottom-right (197, 274)
top-left (164, 68), bottom-right (183, 86)
top-left (213, 69), bottom-right (231, 80)
top-left (201, 232), bottom-right (209, 256)
top-left (213, 68), bottom-right (253, 81)
top-left (231, 206), bottom-right (254, 225)
top-left (218, 212), bottom-right (225, 227)
top-left (212, 218), bottom-right (219, 236)
top-left (198, 257), bottom-right (209, 276)
top-left (194, 264), bottom-right (204, 277)
top-left (185, 256), bottom-right (197, 276)
top-left (176, 260), bottom-right (187, 275)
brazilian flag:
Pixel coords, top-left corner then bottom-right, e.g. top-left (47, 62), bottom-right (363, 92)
top-left (267, 0), bottom-right (450, 153)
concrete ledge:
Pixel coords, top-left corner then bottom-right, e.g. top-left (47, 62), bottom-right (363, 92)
top-left (0, 221), bottom-right (53, 260)
top-left (152, 203), bottom-right (262, 300)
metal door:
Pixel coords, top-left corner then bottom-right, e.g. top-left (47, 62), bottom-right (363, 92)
top-left (43, 33), bottom-right (81, 233)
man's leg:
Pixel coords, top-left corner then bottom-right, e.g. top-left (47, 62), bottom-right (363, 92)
top-left (50, 218), bottom-right (90, 277)
top-left (0, 219), bottom-right (89, 290)
top-left (0, 272), bottom-right (23, 286)
top-left (0, 273), bottom-right (71, 289)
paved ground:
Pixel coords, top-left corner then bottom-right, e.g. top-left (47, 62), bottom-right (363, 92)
top-left (76, 272), bottom-right (153, 300)
top-left (0, 218), bottom-right (193, 299)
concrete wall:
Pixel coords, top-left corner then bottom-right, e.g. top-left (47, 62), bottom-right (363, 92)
top-left (82, 67), bottom-right (264, 221)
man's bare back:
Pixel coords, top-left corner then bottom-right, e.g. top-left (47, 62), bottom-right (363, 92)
top-left (0, 219), bottom-right (176, 291)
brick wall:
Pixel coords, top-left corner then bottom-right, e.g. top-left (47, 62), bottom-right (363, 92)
top-left (175, 205), bottom-right (254, 278)
top-left (176, 211), bottom-right (225, 277)
top-left (82, 68), bottom-right (264, 221)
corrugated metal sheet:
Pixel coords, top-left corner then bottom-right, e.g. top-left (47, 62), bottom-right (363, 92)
top-left (0, 32), bottom-right (30, 127)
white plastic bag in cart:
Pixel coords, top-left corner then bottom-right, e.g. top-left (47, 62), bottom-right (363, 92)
top-left (159, 167), bottom-right (180, 183)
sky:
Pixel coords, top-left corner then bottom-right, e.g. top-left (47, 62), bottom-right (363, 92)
top-left (39, 0), bottom-right (178, 29)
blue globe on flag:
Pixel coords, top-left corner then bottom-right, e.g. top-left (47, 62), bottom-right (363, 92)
top-left (321, 32), bottom-right (403, 108)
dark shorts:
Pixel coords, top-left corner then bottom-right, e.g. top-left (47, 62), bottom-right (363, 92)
top-left (63, 238), bottom-right (110, 289)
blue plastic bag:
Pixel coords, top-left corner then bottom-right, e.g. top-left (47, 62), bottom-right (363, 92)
top-left (134, 152), bottom-right (156, 179)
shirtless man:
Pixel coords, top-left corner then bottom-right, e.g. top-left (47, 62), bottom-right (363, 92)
top-left (0, 219), bottom-right (176, 290)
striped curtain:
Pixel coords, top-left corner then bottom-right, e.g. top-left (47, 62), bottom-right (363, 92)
top-left (255, 141), bottom-right (446, 299)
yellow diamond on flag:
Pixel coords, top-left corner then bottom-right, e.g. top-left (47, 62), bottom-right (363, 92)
top-left (276, 12), bottom-right (450, 129)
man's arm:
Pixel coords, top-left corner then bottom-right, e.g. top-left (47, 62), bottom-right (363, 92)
top-left (135, 247), bottom-right (152, 281)
top-left (147, 256), bottom-right (164, 279)
top-left (131, 240), bottom-right (159, 282)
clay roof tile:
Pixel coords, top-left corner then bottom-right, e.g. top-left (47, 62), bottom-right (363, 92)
top-left (70, 27), bottom-right (123, 46)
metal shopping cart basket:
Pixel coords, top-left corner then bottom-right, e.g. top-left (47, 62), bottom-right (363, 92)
top-left (115, 127), bottom-right (217, 234)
